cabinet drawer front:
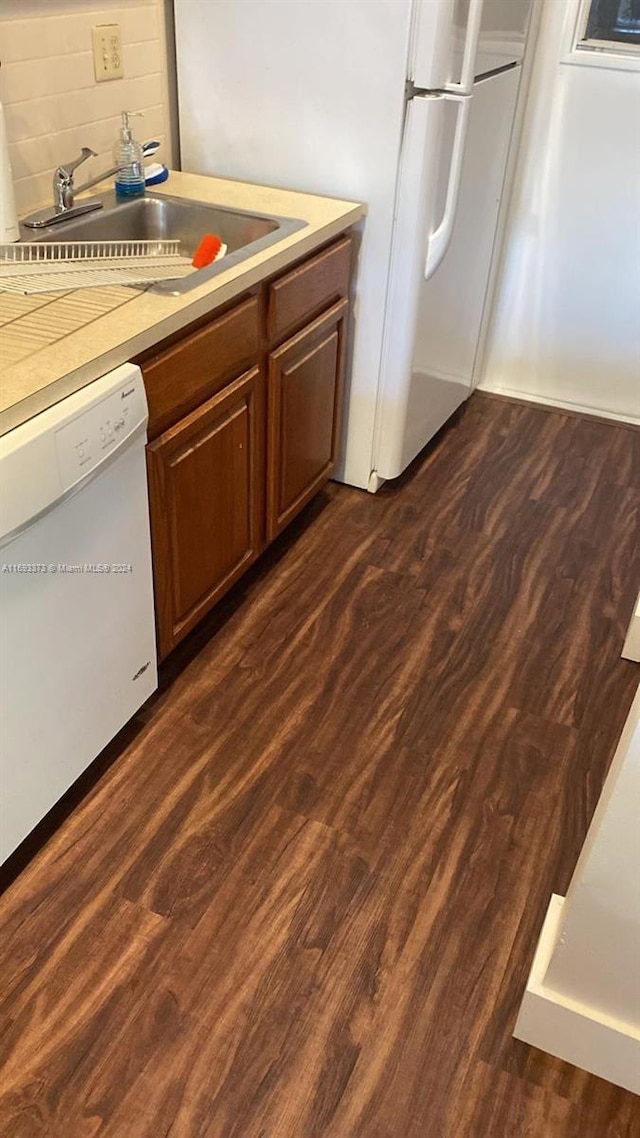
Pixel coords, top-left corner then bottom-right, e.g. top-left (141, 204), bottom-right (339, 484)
top-left (267, 298), bottom-right (348, 542)
top-left (147, 366), bottom-right (263, 658)
top-left (267, 236), bottom-right (351, 344)
top-left (142, 296), bottom-right (260, 439)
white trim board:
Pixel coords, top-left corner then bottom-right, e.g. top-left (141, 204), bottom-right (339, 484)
top-left (622, 595), bottom-right (640, 662)
top-left (476, 382), bottom-right (640, 428)
top-left (514, 895), bottom-right (640, 1094)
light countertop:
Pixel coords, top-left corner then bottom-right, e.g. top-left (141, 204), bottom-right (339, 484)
top-left (0, 171), bottom-right (364, 436)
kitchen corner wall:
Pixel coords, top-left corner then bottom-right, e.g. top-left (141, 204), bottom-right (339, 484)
top-left (479, 0), bottom-right (640, 423)
top-left (0, 0), bottom-right (174, 216)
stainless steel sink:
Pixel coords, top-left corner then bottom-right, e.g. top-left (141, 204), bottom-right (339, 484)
top-left (20, 191), bottom-right (307, 294)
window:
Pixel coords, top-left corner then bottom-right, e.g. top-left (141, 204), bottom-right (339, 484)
top-left (578, 0), bottom-right (640, 53)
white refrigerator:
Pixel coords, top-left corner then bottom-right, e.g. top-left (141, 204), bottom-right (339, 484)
top-left (173, 0), bottom-right (534, 490)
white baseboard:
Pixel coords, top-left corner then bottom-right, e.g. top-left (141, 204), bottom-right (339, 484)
top-left (476, 383), bottom-right (640, 428)
top-left (514, 895), bottom-right (640, 1094)
top-left (622, 597), bottom-right (640, 662)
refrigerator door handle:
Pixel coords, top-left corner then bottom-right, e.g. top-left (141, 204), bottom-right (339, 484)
top-left (424, 93), bottom-right (471, 282)
top-left (445, 0), bottom-right (485, 96)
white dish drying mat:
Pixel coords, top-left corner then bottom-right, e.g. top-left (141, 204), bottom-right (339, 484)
top-left (0, 239), bottom-right (224, 294)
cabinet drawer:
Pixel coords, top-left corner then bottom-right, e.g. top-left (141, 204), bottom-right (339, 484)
top-left (142, 295), bottom-right (260, 439)
top-left (267, 235), bottom-right (351, 344)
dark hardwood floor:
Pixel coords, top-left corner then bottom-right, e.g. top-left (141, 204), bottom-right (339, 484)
top-left (1, 393), bottom-right (639, 1137)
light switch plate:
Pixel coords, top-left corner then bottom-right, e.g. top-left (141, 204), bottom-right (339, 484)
top-left (92, 24), bottom-right (123, 82)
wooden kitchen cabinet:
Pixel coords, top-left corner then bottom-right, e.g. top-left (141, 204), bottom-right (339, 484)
top-left (146, 367), bottom-right (263, 659)
top-left (267, 297), bottom-right (348, 541)
top-left (138, 233), bottom-right (353, 658)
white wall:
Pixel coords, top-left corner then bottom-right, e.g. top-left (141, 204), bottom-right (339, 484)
top-left (480, 0), bottom-right (640, 423)
top-left (0, 0), bottom-right (174, 216)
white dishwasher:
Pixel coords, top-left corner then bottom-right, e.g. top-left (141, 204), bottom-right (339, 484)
top-left (0, 363), bottom-right (158, 864)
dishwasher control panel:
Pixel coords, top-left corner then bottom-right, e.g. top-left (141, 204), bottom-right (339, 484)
top-left (0, 363), bottom-right (148, 545)
top-left (55, 372), bottom-right (147, 491)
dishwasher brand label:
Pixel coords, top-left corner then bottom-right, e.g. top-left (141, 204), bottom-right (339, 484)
top-left (1, 562), bottom-right (134, 574)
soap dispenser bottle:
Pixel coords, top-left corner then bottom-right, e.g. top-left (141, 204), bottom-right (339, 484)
top-left (113, 111), bottom-right (145, 200)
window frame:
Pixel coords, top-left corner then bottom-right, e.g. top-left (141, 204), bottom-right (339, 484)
top-left (561, 0), bottom-right (640, 70)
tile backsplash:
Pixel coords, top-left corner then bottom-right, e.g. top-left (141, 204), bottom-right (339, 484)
top-left (0, 0), bottom-right (174, 216)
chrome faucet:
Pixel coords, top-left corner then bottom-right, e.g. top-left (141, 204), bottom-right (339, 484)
top-left (23, 147), bottom-right (143, 229)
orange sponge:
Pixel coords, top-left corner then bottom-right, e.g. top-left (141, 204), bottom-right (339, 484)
top-left (192, 233), bottom-right (223, 268)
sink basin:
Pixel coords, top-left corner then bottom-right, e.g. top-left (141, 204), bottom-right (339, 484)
top-left (21, 191), bottom-right (307, 295)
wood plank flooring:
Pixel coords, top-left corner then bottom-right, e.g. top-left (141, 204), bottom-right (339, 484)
top-left (1, 393), bottom-right (639, 1137)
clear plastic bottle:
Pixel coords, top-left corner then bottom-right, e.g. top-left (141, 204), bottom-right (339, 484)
top-left (113, 111), bottom-right (145, 200)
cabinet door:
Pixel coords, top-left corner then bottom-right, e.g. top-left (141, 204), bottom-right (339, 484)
top-left (267, 298), bottom-right (348, 541)
top-left (147, 367), bottom-right (263, 659)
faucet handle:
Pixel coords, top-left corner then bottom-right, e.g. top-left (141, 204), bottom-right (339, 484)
top-left (58, 147), bottom-right (97, 180)
top-left (53, 147), bottom-right (97, 212)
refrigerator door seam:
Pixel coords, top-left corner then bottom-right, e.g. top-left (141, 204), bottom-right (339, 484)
top-left (369, 90), bottom-right (436, 490)
top-left (443, 0), bottom-right (485, 95)
top-left (409, 58), bottom-right (521, 100)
